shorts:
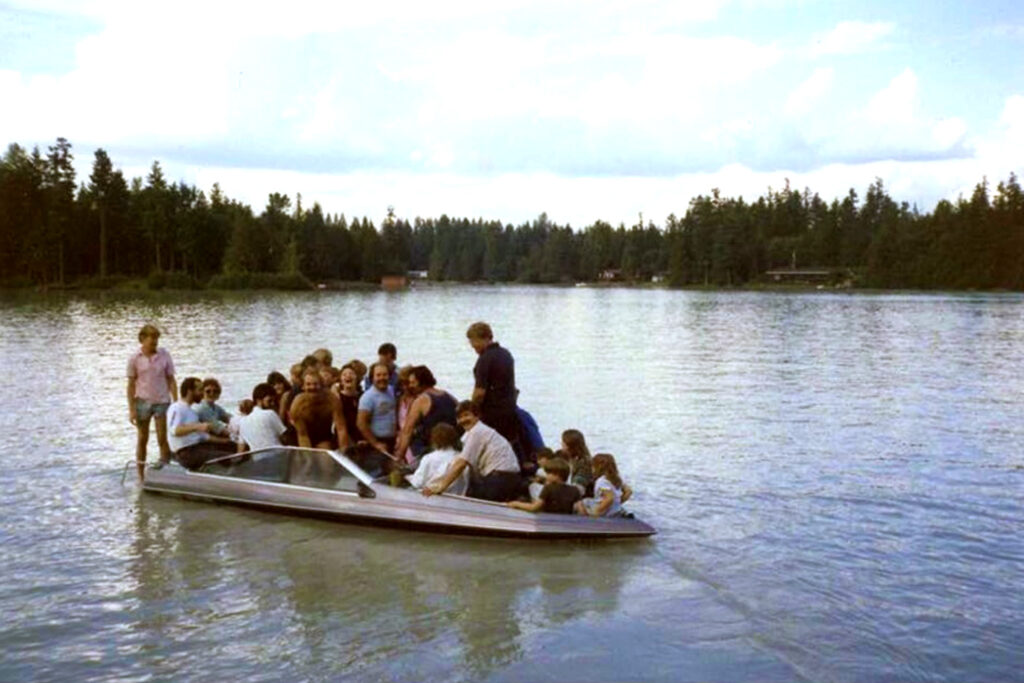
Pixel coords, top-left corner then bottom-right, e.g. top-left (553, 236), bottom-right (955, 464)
top-left (135, 399), bottom-right (169, 422)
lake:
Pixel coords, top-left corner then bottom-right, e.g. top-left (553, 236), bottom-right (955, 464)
top-left (1, 286), bottom-right (1022, 682)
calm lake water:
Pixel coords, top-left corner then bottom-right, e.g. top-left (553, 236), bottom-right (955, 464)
top-left (1, 286), bottom-right (1022, 682)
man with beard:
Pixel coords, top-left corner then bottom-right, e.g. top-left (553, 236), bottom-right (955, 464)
top-left (358, 362), bottom-right (398, 454)
top-left (167, 376), bottom-right (234, 469)
top-left (290, 369), bottom-right (350, 450)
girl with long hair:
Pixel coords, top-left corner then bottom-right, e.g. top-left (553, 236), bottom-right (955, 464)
top-left (576, 453), bottom-right (632, 517)
top-left (561, 428), bottom-right (594, 495)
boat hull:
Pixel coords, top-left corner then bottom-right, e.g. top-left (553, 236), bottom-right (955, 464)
top-left (142, 463), bottom-right (656, 540)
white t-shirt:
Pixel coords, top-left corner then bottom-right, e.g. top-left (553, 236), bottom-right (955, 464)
top-left (228, 415), bottom-right (244, 443)
top-left (591, 475), bottom-right (623, 517)
top-left (167, 400), bottom-right (209, 452)
top-left (408, 447), bottom-right (469, 495)
top-left (459, 421), bottom-right (519, 476)
top-left (238, 406), bottom-right (286, 450)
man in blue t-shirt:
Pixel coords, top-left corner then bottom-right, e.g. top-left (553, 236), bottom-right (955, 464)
top-left (357, 362), bottom-right (397, 454)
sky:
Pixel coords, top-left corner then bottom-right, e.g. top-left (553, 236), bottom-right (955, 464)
top-left (1, 0), bottom-right (1022, 227)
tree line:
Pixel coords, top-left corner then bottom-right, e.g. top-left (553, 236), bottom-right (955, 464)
top-left (1, 138), bottom-right (1022, 290)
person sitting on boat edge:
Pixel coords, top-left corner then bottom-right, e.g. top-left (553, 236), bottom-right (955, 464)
top-left (527, 447), bottom-right (556, 500)
top-left (561, 428), bottom-right (595, 496)
top-left (291, 369), bottom-right (350, 450)
top-left (423, 401), bottom-right (521, 502)
top-left (238, 382), bottom-right (287, 452)
top-left (393, 365), bottom-right (459, 464)
top-left (575, 453), bottom-right (632, 518)
top-left (196, 377), bottom-right (231, 436)
top-left (357, 362), bottom-right (398, 455)
top-left (507, 457), bottom-right (580, 515)
top-left (167, 377), bottom-right (235, 469)
top-left (408, 423), bottom-right (468, 496)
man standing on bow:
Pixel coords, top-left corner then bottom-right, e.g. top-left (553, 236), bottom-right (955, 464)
top-left (466, 321), bottom-right (519, 448)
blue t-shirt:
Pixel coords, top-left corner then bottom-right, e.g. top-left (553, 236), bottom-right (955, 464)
top-left (358, 385), bottom-right (397, 438)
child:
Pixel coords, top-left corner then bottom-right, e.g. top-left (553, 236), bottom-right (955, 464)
top-left (228, 399), bottom-right (254, 444)
top-left (508, 457), bottom-right (580, 514)
top-left (561, 429), bottom-right (594, 496)
top-left (527, 447), bottom-right (556, 500)
top-left (408, 423), bottom-right (468, 496)
top-left (575, 453), bottom-right (632, 518)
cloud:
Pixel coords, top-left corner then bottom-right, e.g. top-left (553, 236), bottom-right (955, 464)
top-left (785, 67), bottom-right (835, 116)
top-left (865, 67), bottom-right (917, 125)
top-left (811, 20), bottom-right (894, 57)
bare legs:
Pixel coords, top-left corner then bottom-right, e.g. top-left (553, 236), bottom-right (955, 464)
top-left (134, 414), bottom-right (171, 480)
top-left (135, 418), bottom-right (150, 480)
top-left (154, 415), bottom-right (171, 465)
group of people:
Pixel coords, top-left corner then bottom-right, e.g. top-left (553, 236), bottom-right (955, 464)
top-left (127, 322), bottom-right (631, 517)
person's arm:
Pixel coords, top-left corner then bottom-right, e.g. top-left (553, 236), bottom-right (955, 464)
top-left (621, 483), bottom-right (632, 503)
top-left (127, 377), bottom-right (137, 424)
top-left (581, 489), bottom-right (615, 517)
top-left (408, 459), bottom-right (428, 489)
top-left (294, 418), bottom-right (312, 448)
top-left (394, 394), bottom-right (428, 458)
top-left (237, 439), bottom-right (249, 453)
top-left (330, 394), bottom-right (351, 450)
top-left (423, 458), bottom-right (468, 497)
top-left (279, 390), bottom-right (292, 423)
top-left (166, 374), bottom-right (178, 402)
top-left (507, 498), bottom-right (544, 512)
top-left (472, 352), bottom-right (489, 404)
top-left (356, 409), bottom-right (389, 453)
top-left (173, 420), bottom-right (209, 437)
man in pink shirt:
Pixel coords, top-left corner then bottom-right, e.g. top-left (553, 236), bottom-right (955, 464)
top-left (126, 324), bottom-right (177, 479)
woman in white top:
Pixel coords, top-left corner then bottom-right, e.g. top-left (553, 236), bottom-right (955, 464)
top-left (407, 423), bottom-right (469, 496)
top-left (575, 453), bottom-right (632, 517)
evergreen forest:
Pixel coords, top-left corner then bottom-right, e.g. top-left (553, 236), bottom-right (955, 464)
top-left (1, 138), bottom-right (1022, 290)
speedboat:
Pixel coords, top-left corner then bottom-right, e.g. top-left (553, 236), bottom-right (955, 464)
top-left (141, 446), bottom-right (656, 539)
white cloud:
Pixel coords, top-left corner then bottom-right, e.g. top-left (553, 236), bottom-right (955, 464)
top-left (973, 94), bottom-right (1024, 172)
top-left (785, 67), bottom-right (834, 116)
top-left (865, 67), bottom-right (917, 125)
top-left (811, 20), bottom-right (894, 56)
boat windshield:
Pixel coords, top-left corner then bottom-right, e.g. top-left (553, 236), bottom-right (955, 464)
top-left (200, 447), bottom-right (366, 493)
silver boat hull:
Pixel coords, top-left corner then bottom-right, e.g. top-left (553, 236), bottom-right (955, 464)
top-left (141, 447), bottom-right (656, 540)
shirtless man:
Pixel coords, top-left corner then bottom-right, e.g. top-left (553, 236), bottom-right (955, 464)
top-left (289, 369), bottom-right (350, 450)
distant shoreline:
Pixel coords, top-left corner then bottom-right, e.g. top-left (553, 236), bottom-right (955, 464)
top-left (1, 277), bottom-right (1017, 295)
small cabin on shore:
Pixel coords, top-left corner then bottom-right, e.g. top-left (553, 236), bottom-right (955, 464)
top-left (381, 275), bottom-right (409, 290)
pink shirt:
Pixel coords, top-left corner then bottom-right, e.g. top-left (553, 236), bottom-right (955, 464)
top-left (127, 346), bottom-right (175, 403)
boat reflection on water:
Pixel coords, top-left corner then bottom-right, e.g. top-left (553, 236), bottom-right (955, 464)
top-left (129, 489), bottom-right (652, 681)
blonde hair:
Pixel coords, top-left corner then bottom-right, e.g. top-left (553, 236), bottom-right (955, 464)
top-left (138, 324), bottom-right (160, 342)
top-left (466, 321), bottom-right (493, 340)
